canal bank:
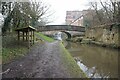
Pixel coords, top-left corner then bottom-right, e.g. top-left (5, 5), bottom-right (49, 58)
top-left (81, 39), bottom-right (120, 49)
top-left (67, 37), bottom-right (120, 49)
top-left (65, 41), bottom-right (118, 78)
top-left (2, 41), bottom-right (86, 78)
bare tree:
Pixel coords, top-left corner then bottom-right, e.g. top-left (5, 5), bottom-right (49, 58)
top-left (29, 1), bottom-right (52, 27)
top-left (1, 0), bottom-right (53, 33)
top-left (100, 0), bottom-right (113, 23)
top-left (89, 0), bottom-right (120, 26)
top-left (90, 2), bottom-right (103, 24)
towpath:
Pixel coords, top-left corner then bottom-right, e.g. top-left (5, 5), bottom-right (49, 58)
top-left (2, 41), bottom-right (85, 78)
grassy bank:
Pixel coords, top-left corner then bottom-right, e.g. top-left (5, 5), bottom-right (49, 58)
top-left (2, 32), bottom-right (54, 64)
top-left (2, 47), bottom-right (28, 64)
top-left (2, 33), bottom-right (29, 64)
top-left (59, 42), bottom-right (87, 78)
top-left (35, 32), bottom-right (54, 42)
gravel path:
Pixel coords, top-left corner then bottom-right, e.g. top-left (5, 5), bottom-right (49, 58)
top-left (2, 41), bottom-right (73, 78)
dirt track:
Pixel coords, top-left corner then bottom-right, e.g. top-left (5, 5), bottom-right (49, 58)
top-left (2, 41), bottom-right (85, 78)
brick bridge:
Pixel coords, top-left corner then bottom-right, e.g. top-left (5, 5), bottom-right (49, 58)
top-left (37, 25), bottom-right (85, 39)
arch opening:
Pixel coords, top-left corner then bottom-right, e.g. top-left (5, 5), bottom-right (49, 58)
top-left (61, 31), bottom-right (72, 39)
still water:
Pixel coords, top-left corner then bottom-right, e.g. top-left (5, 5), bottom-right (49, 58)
top-left (65, 41), bottom-right (118, 78)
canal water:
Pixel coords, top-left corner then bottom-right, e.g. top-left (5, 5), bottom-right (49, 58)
top-left (65, 41), bottom-right (118, 78)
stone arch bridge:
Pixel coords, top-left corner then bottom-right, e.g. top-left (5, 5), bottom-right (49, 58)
top-left (37, 25), bottom-right (85, 39)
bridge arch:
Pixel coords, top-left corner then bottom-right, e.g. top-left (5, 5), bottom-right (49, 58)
top-left (38, 25), bottom-right (85, 32)
top-left (61, 31), bottom-right (72, 39)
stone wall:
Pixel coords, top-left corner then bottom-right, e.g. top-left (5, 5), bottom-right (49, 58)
top-left (85, 24), bottom-right (119, 46)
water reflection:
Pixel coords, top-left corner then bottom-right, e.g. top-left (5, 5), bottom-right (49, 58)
top-left (53, 32), bottom-right (68, 41)
top-left (66, 41), bottom-right (118, 78)
top-left (53, 32), bottom-right (62, 41)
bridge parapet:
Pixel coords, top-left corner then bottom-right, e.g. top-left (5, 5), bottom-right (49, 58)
top-left (37, 25), bottom-right (85, 32)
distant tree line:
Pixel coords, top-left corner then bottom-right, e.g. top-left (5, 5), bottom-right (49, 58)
top-left (86, 0), bottom-right (120, 46)
top-left (85, 0), bottom-right (120, 27)
top-left (0, 0), bottom-right (52, 33)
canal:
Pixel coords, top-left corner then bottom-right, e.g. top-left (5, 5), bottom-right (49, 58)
top-left (65, 41), bottom-right (118, 78)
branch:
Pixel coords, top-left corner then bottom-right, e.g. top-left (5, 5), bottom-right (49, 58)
top-left (100, 0), bottom-right (113, 22)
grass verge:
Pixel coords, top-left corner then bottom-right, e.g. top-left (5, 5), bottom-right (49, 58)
top-left (2, 32), bottom-right (54, 64)
top-left (35, 32), bottom-right (54, 42)
top-left (2, 47), bottom-right (28, 64)
top-left (59, 42), bottom-right (87, 78)
top-left (2, 33), bottom-right (29, 64)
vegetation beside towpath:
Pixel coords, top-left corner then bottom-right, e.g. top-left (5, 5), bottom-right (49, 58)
top-left (2, 32), bottom-right (54, 64)
top-left (35, 32), bottom-right (54, 42)
top-left (59, 42), bottom-right (87, 78)
top-left (2, 32), bottom-right (29, 64)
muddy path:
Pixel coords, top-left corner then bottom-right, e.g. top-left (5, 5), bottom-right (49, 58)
top-left (2, 41), bottom-right (85, 78)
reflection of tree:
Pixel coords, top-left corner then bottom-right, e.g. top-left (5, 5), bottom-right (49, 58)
top-left (70, 43), bottom-right (118, 78)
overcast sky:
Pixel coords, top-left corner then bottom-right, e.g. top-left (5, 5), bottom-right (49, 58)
top-left (39, 0), bottom-right (110, 25)
top-left (41, 0), bottom-right (90, 25)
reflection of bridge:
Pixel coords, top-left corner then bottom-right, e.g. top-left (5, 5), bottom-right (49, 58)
top-left (37, 25), bottom-right (85, 39)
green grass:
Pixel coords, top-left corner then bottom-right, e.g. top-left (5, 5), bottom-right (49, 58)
top-left (2, 32), bottom-right (54, 64)
top-left (2, 46), bottom-right (28, 64)
top-left (2, 33), bottom-right (29, 64)
top-left (59, 42), bottom-right (87, 78)
top-left (35, 32), bottom-right (54, 42)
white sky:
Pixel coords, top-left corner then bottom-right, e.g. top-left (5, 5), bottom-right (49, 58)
top-left (41, 0), bottom-right (90, 25)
